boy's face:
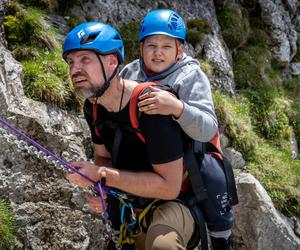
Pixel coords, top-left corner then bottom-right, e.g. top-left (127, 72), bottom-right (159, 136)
top-left (141, 34), bottom-right (184, 73)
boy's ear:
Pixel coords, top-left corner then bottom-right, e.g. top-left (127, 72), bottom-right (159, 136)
top-left (176, 44), bottom-right (184, 61)
top-left (140, 43), bottom-right (144, 58)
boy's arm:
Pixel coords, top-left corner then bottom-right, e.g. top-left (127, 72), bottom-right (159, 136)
top-left (175, 68), bottom-right (218, 142)
top-left (138, 69), bottom-right (218, 142)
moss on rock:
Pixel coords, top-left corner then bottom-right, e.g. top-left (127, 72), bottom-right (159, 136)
top-left (186, 19), bottom-right (212, 48)
top-left (119, 21), bottom-right (140, 64)
top-left (217, 5), bottom-right (250, 49)
top-left (0, 199), bottom-right (16, 250)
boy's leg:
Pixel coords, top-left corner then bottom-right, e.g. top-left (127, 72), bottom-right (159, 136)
top-left (200, 155), bottom-right (235, 249)
top-left (145, 201), bottom-right (195, 250)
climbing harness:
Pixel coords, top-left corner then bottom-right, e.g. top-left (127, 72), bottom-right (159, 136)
top-left (0, 117), bottom-right (122, 249)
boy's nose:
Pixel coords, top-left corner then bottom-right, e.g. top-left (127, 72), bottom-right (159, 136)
top-left (154, 47), bottom-right (162, 56)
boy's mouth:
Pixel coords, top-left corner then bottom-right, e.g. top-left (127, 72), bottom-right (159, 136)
top-left (152, 59), bottom-right (164, 63)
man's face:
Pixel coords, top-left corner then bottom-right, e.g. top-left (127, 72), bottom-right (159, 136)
top-left (141, 34), bottom-right (184, 73)
top-left (66, 50), bottom-right (104, 99)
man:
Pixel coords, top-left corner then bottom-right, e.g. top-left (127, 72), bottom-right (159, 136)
top-left (63, 22), bottom-right (195, 250)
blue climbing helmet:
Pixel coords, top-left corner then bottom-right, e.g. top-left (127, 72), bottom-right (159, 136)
top-left (138, 9), bottom-right (186, 43)
top-left (63, 22), bottom-right (124, 63)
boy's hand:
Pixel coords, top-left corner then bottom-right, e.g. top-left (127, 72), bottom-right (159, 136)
top-left (138, 86), bottom-right (183, 118)
top-left (65, 161), bottom-right (107, 188)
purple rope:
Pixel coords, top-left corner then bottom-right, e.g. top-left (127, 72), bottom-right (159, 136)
top-left (0, 117), bottom-right (108, 224)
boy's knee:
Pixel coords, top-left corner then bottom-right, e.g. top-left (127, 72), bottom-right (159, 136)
top-left (146, 224), bottom-right (184, 250)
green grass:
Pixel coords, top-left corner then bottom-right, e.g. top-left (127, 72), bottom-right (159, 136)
top-left (248, 143), bottom-right (300, 216)
top-left (22, 49), bottom-right (82, 110)
top-left (4, 4), bottom-right (59, 50)
top-left (213, 89), bottom-right (300, 217)
top-left (4, 2), bottom-right (82, 111)
top-left (0, 199), bottom-right (16, 249)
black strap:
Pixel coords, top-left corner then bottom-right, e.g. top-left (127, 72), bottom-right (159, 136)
top-left (188, 204), bottom-right (208, 250)
top-left (184, 147), bottom-right (208, 206)
top-left (111, 126), bottom-right (122, 168)
top-left (222, 157), bottom-right (239, 205)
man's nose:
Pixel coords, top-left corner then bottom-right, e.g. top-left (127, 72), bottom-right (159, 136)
top-left (70, 63), bottom-right (82, 76)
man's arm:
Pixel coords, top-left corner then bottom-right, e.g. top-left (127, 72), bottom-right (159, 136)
top-left (94, 143), bottom-right (111, 166)
top-left (68, 157), bottom-right (183, 200)
top-left (105, 158), bottom-right (183, 200)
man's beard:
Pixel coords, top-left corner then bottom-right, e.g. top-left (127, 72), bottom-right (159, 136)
top-left (75, 84), bottom-right (100, 99)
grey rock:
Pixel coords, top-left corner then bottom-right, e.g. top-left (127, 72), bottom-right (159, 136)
top-left (233, 173), bottom-right (300, 250)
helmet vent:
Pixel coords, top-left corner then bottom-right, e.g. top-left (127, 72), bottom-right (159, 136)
top-left (113, 33), bottom-right (122, 41)
top-left (170, 13), bottom-right (184, 31)
top-left (81, 32), bottom-right (99, 45)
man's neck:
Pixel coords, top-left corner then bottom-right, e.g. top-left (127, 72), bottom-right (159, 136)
top-left (97, 78), bottom-right (137, 112)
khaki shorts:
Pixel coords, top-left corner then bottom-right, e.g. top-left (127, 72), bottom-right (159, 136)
top-left (135, 201), bottom-right (195, 250)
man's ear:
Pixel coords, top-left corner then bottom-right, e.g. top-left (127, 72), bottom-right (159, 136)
top-left (107, 54), bottom-right (119, 66)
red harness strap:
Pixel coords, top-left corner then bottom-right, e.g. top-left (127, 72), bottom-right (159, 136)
top-left (92, 103), bottom-right (101, 137)
top-left (129, 82), bottom-right (162, 143)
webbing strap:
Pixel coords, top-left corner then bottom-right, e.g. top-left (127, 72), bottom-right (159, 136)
top-left (111, 126), bottom-right (122, 168)
top-left (92, 103), bottom-right (101, 137)
top-left (184, 148), bottom-right (208, 206)
top-left (189, 204), bottom-right (208, 250)
top-left (221, 157), bottom-right (239, 205)
top-left (129, 82), bottom-right (162, 143)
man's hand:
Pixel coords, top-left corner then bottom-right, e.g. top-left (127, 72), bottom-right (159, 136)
top-left (87, 194), bottom-right (107, 213)
top-left (138, 86), bottom-right (183, 118)
top-left (65, 161), bottom-right (107, 188)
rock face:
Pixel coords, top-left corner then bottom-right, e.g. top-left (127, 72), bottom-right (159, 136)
top-left (0, 44), bottom-right (106, 249)
top-left (259, 0), bottom-right (299, 66)
top-left (233, 173), bottom-right (300, 250)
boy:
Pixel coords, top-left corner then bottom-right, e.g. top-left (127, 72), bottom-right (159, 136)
top-left (120, 9), bottom-right (234, 250)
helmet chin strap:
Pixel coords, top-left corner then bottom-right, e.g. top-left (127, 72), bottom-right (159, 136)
top-left (94, 54), bottom-right (118, 98)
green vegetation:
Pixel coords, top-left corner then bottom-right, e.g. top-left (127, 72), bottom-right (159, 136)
top-left (216, 3), bottom-right (300, 217)
top-left (0, 199), bottom-right (16, 249)
top-left (4, 1), bottom-right (81, 111)
top-left (17, 0), bottom-right (79, 13)
top-left (217, 5), bottom-right (250, 49)
top-left (213, 90), bottom-right (300, 216)
top-left (119, 22), bottom-right (140, 64)
top-left (186, 19), bottom-right (212, 48)
top-left (21, 49), bottom-right (81, 110)
top-left (4, 5), bottom-right (58, 50)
